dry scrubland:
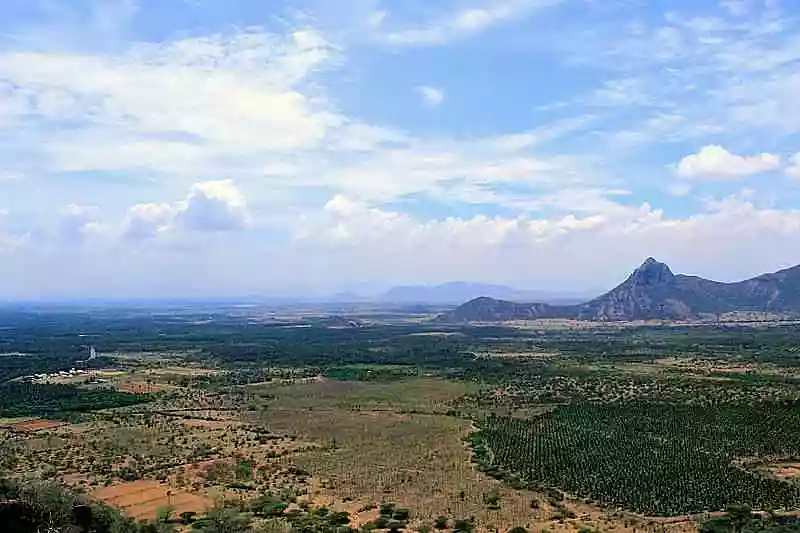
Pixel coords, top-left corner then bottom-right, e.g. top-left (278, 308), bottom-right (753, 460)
top-left (244, 378), bottom-right (698, 533)
top-left (3, 346), bottom-right (796, 532)
top-left (0, 368), bottom-right (677, 531)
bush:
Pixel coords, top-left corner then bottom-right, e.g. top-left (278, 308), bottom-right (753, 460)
top-left (388, 520), bottom-right (406, 532)
top-left (453, 518), bottom-right (475, 533)
top-left (380, 502), bottom-right (396, 517)
top-left (393, 508), bottom-right (411, 521)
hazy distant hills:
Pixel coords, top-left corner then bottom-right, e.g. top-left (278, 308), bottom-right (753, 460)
top-left (377, 282), bottom-right (588, 305)
top-left (437, 258), bottom-right (800, 322)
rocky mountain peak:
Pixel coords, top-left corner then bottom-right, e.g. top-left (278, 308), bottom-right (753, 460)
top-left (438, 258), bottom-right (800, 323)
top-left (629, 257), bottom-right (675, 286)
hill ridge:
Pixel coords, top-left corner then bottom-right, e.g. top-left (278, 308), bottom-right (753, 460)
top-left (437, 259), bottom-right (800, 322)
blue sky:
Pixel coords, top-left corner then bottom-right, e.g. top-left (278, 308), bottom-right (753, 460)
top-left (2, 0), bottom-right (800, 298)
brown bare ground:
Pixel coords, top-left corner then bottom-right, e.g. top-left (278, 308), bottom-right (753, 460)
top-left (143, 367), bottom-right (222, 377)
top-left (180, 419), bottom-right (239, 429)
top-left (116, 381), bottom-right (173, 394)
top-left (7, 419), bottom-right (66, 433)
top-left (93, 480), bottom-right (212, 520)
top-left (753, 462), bottom-right (800, 481)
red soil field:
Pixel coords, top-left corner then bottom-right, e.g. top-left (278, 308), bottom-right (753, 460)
top-left (7, 419), bottom-right (66, 433)
top-left (93, 480), bottom-right (212, 520)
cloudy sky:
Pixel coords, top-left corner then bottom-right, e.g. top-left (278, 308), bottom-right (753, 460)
top-left (2, 0), bottom-right (800, 299)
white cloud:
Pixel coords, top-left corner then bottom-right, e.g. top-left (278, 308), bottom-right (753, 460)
top-left (720, 0), bottom-right (750, 17)
top-left (676, 145), bottom-right (781, 179)
top-left (124, 180), bottom-right (248, 242)
top-left (6, 190), bottom-right (800, 297)
top-left (57, 205), bottom-right (102, 244)
top-left (0, 26), bottom-right (580, 207)
top-left (286, 194), bottom-right (800, 288)
top-left (385, 0), bottom-right (562, 45)
top-left (787, 153), bottom-right (800, 179)
top-left (668, 183), bottom-right (693, 197)
top-left (320, 147), bottom-right (570, 204)
top-left (176, 180), bottom-right (249, 232)
top-left (366, 11), bottom-right (388, 29)
top-left (547, 2), bottom-right (800, 152)
top-left (8, 1), bottom-right (800, 298)
top-left (0, 29), bottom-right (339, 165)
top-left (490, 115), bottom-right (597, 151)
top-left (122, 203), bottom-right (174, 242)
top-left (416, 86), bottom-right (445, 107)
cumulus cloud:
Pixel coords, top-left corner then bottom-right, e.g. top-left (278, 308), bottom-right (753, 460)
top-left (416, 86), bottom-right (445, 107)
top-left (122, 203), bottom-right (175, 242)
top-left (124, 180), bottom-right (248, 242)
top-left (676, 145), bottom-right (781, 179)
top-left (57, 205), bottom-right (102, 244)
top-left (176, 180), bottom-right (249, 232)
top-left (6, 190), bottom-right (800, 297)
top-left (288, 194), bottom-right (800, 288)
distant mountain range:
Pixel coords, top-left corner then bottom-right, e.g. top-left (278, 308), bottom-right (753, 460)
top-left (376, 282), bottom-right (588, 305)
top-left (436, 258), bottom-right (800, 322)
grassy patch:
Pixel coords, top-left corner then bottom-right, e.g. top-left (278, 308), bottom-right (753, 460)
top-left (256, 377), bottom-right (480, 413)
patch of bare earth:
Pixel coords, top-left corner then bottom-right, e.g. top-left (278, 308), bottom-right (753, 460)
top-left (93, 480), bottom-right (212, 520)
top-left (116, 381), bottom-right (174, 394)
top-left (7, 419), bottom-right (66, 433)
top-left (180, 418), bottom-right (239, 429)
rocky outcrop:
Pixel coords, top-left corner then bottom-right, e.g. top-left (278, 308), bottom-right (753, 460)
top-left (436, 258), bottom-right (800, 322)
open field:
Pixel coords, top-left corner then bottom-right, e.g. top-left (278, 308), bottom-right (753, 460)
top-left (93, 479), bottom-right (212, 520)
top-left (253, 376), bottom-right (480, 412)
top-left (9, 418), bottom-right (66, 432)
top-left (115, 381), bottom-right (175, 394)
top-left (0, 418), bottom-right (66, 433)
top-left (249, 381), bottom-right (700, 533)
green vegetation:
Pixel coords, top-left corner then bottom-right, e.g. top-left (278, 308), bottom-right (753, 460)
top-left (0, 477), bottom-right (141, 532)
top-left (6, 304), bottom-right (800, 531)
top-left (0, 382), bottom-right (151, 418)
top-left (470, 403), bottom-right (800, 515)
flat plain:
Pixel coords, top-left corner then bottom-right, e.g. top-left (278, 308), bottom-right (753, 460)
top-left (2, 306), bottom-right (800, 532)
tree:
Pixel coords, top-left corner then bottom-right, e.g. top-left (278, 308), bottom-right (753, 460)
top-left (393, 508), bottom-right (411, 521)
top-left (195, 508), bottom-right (253, 533)
top-left (453, 518), bottom-right (475, 533)
top-left (434, 516), bottom-right (449, 530)
top-left (156, 505), bottom-right (174, 524)
top-left (380, 503), bottom-right (397, 517)
top-left (484, 490), bottom-right (501, 510)
top-left (180, 511), bottom-right (197, 525)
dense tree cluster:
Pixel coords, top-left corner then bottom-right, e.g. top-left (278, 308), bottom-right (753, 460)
top-left (0, 382), bottom-right (149, 418)
top-left (470, 402), bottom-right (800, 515)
